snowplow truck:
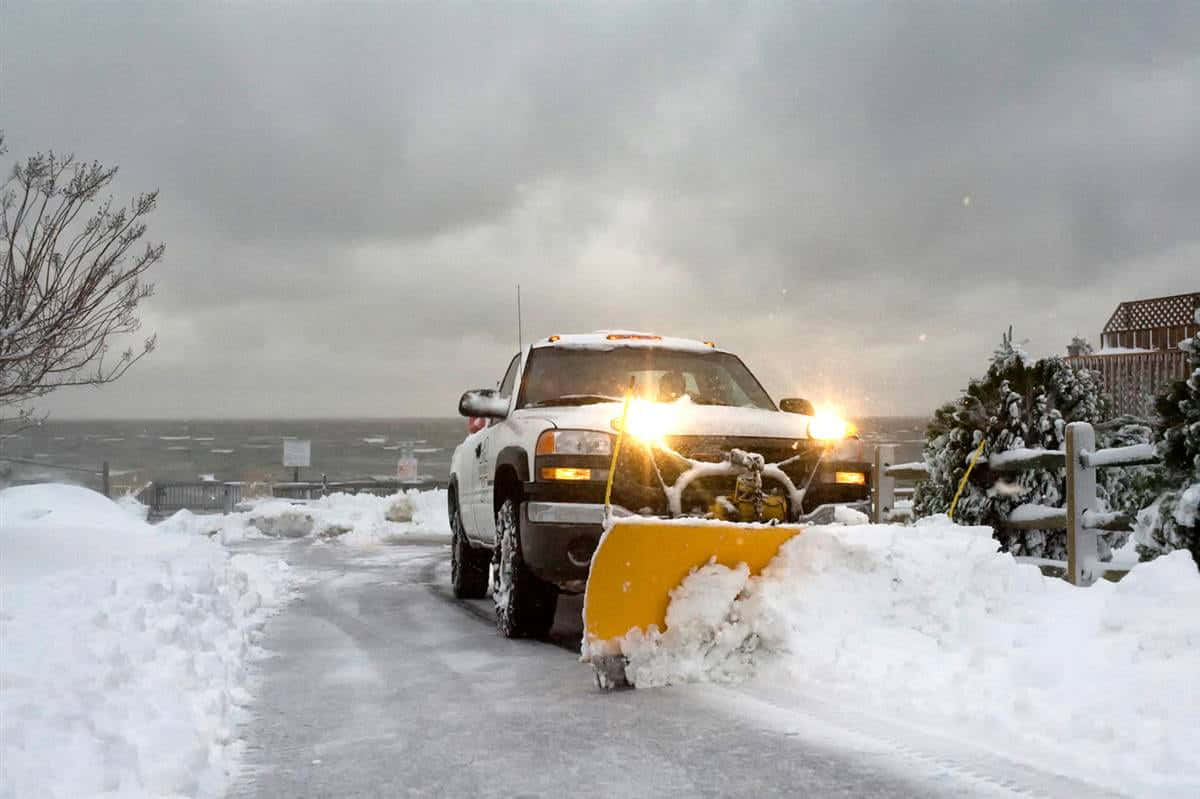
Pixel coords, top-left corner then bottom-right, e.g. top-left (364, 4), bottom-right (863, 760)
top-left (450, 332), bottom-right (869, 681)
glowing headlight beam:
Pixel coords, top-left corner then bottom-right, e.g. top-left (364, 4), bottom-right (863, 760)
top-left (611, 399), bottom-right (674, 446)
top-left (808, 410), bottom-right (851, 441)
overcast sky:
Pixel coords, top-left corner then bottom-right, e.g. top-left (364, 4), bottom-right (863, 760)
top-left (3, 2), bottom-right (1197, 419)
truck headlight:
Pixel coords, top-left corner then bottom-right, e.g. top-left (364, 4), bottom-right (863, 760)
top-left (808, 411), bottom-right (851, 441)
top-left (611, 399), bottom-right (673, 447)
top-left (535, 430), bottom-right (613, 456)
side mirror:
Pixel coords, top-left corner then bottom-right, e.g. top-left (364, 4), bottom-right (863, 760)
top-left (779, 398), bottom-right (815, 415)
top-left (459, 389), bottom-right (508, 419)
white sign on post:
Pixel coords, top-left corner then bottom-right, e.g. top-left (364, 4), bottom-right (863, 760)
top-left (396, 443), bottom-right (419, 481)
top-left (397, 454), bottom-right (418, 481)
top-left (282, 439), bottom-right (311, 468)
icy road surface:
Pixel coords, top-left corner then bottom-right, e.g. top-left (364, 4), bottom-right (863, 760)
top-left (229, 540), bottom-right (1126, 799)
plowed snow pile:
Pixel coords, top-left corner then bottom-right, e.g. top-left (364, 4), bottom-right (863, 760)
top-left (186, 488), bottom-right (450, 545)
top-left (622, 517), bottom-right (1200, 796)
top-left (1, 484), bottom-right (293, 799)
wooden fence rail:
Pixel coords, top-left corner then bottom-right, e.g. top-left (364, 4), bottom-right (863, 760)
top-left (871, 446), bottom-right (928, 523)
top-left (871, 421), bottom-right (1158, 586)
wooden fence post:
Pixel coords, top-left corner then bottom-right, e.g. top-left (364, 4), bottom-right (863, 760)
top-left (102, 461), bottom-right (110, 498)
top-left (1065, 422), bottom-right (1099, 586)
top-left (872, 445), bottom-right (895, 524)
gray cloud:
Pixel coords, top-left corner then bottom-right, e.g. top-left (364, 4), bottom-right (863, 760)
top-left (2, 1), bottom-right (1197, 419)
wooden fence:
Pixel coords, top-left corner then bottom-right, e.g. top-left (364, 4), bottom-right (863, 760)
top-left (871, 447), bottom-right (926, 523)
top-left (871, 422), bottom-right (1158, 586)
top-left (1067, 350), bottom-right (1189, 417)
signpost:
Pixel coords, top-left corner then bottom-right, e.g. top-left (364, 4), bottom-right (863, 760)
top-left (397, 443), bottom-right (419, 482)
top-left (283, 439), bottom-right (311, 482)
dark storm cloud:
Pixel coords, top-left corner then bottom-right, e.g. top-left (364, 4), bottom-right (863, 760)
top-left (2, 1), bottom-right (1197, 418)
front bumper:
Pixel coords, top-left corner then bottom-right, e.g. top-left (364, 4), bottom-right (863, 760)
top-left (520, 501), bottom-right (617, 589)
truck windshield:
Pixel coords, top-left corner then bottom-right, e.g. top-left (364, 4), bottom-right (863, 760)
top-left (517, 348), bottom-right (777, 410)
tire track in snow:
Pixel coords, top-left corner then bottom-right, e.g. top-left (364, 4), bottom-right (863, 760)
top-left (422, 555), bottom-right (584, 654)
top-left (704, 681), bottom-right (1131, 799)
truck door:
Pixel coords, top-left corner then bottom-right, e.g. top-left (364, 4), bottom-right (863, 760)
top-left (470, 353), bottom-right (520, 540)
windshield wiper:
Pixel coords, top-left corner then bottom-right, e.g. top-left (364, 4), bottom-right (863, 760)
top-left (528, 394), bottom-right (622, 407)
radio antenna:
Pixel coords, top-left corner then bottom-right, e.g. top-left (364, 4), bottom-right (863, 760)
top-left (516, 284), bottom-right (523, 353)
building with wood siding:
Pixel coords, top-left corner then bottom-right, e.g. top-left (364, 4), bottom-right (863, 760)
top-left (1067, 292), bottom-right (1198, 418)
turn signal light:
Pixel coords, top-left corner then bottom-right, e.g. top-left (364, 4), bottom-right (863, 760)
top-left (541, 467), bottom-right (593, 481)
top-left (835, 471), bottom-right (866, 485)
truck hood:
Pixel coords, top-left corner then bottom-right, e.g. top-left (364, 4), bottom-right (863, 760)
top-left (513, 400), bottom-right (815, 440)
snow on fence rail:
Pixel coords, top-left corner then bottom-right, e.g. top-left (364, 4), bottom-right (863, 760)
top-left (871, 421), bottom-right (1159, 586)
top-left (870, 448), bottom-right (927, 523)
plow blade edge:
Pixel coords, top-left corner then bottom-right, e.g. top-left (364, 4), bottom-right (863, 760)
top-left (583, 520), bottom-right (804, 647)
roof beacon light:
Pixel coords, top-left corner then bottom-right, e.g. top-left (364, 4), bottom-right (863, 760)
top-left (605, 333), bottom-right (661, 341)
top-left (547, 335), bottom-right (561, 343)
top-left (703, 340), bottom-right (717, 348)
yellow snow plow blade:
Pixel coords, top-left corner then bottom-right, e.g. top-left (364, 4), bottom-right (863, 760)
top-left (584, 520), bottom-right (803, 646)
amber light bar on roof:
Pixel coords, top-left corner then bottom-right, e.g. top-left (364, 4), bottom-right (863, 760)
top-left (605, 333), bottom-right (661, 341)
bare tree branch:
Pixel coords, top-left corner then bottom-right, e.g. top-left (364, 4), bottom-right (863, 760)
top-left (0, 135), bottom-right (164, 415)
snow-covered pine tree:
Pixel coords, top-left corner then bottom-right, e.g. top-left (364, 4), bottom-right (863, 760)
top-left (913, 329), bottom-right (1109, 557)
top-left (1134, 310), bottom-right (1200, 567)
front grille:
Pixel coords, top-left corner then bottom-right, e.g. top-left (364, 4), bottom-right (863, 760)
top-left (609, 435), bottom-right (838, 517)
top-left (666, 435), bottom-right (805, 464)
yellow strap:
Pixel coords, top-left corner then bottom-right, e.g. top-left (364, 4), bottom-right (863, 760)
top-left (604, 385), bottom-right (635, 514)
top-left (948, 437), bottom-right (987, 521)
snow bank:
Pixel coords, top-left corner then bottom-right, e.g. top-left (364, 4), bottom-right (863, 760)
top-left (616, 517), bottom-right (1200, 796)
top-left (224, 488), bottom-right (450, 546)
top-left (1, 484), bottom-right (293, 799)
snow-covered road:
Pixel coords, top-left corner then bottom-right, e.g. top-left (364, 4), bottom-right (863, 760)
top-left (227, 540), bottom-right (1124, 798)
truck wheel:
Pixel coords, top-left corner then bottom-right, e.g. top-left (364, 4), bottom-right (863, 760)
top-left (493, 498), bottom-right (558, 638)
top-left (450, 498), bottom-right (488, 599)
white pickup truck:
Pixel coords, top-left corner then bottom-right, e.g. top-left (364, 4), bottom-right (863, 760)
top-left (449, 331), bottom-right (870, 638)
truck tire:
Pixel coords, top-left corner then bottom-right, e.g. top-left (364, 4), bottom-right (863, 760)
top-left (493, 498), bottom-right (558, 638)
top-left (450, 498), bottom-right (488, 599)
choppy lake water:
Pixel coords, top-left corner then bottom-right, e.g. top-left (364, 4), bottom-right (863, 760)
top-left (0, 416), bottom-right (930, 495)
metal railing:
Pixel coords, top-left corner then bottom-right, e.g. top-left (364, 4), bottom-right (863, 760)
top-left (269, 478), bottom-right (442, 500)
top-left (1, 456), bottom-right (111, 497)
top-left (871, 421), bottom-right (1159, 586)
top-left (136, 481), bottom-right (243, 516)
top-left (135, 477), bottom-right (444, 517)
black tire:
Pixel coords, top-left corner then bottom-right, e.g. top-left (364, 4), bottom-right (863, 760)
top-left (450, 495), bottom-right (488, 599)
top-left (493, 498), bottom-right (558, 638)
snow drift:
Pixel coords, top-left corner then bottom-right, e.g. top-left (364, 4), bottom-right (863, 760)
top-left (618, 516), bottom-right (1200, 796)
top-left (0, 484), bottom-right (293, 799)
top-left (200, 488), bottom-right (450, 546)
